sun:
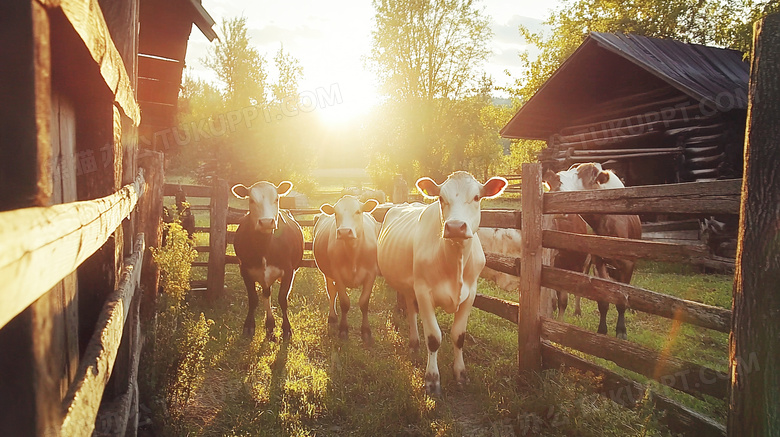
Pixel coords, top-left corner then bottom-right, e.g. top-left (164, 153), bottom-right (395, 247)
top-left (312, 75), bottom-right (381, 128)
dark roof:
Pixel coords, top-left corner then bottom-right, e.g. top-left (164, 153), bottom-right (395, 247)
top-left (501, 32), bottom-right (749, 140)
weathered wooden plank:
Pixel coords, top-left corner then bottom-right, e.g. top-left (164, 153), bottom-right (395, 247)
top-left (60, 234), bottom-right (145, 437)
top-left (0, 172), bottom-right (144, 330)
top-left (163, 183), bottom-right (212, 198)
top-left (93, 290), bottom-right (141, 437)
top-left (543, 179), bottom-right (741, 215)
top-left (540, 317), bottom-right (728, 400)
top-left (541, 342), bottom-right (726, 437)
top-left (43, 0), bottom-right (140, 124)
top-left (481, 209), bottom-right (522, 229)
top-left (206, 179), bottom-right (228, 301)
top-left (473, 294), bottom-right (518, 324)
top-left (542, 230), bottom-right (734, 270)
top-left (484, 252), bottom-right (521, 277)
top-left (518, 163), bottom-right (543, 372)
top-left (541, 265), bottom-right (731, 332)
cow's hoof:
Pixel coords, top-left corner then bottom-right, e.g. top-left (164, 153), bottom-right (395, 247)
top-left (361, 328), bottom-right (373, 347)
top-left (243, 324), bottom-right (255, 338)
top-left (425, 373), bottom-right (442, 397)
top-left (328, 315), bottom-right (338, 326)
top-left (338, 329), bottom-right (348, 341)
top-left (266, 330), bottom-right (277, 342)
top-left (616, 332), bottom-right (628, 340)
top-left (282, 329), bottom-right (292, 341)
top-left (574, 309), bottom-right (582, 317)
top-left (455, 370), bottom-right (470, 387)
top-left (409, 339), bottom-right (420, 352)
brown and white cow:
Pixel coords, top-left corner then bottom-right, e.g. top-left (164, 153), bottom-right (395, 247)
top-left (377, 171), bottom-right (507, 395)
top-left (547, 163), bottom-right (641, 339)
top-left (232, 181), bottom-right (304, 340)
top-left (313, 196), bottom-right (381, 344)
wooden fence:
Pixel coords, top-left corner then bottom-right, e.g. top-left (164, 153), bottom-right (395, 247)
top-left (479, 163), bottom-right (739, 436)
top-left (168, 169), bottom-right (737, 436)
top-left (0, 171), bottom-right (147, 436)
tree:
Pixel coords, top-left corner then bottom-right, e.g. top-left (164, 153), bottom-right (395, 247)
top-left (728, 13), bottom-right (780, 436)
top-left (367, 0), bottom-right (502, 182)
top-left (203, 16), bottom-right (268, 108)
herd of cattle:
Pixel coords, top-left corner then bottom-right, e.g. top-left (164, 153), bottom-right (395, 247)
top-left (228, 163), bottom-right (641, 395)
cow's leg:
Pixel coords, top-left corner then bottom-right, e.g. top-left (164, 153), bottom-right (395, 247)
top-left (451, 292), bottom-right (475, 387)
top-left (615, 303), bottom-right (628, 340)
top-left (404, 293), bottom-right (420, 351)
top-left (574, 296), bottom-right (582, 317)
top-left (595, 259), bottom-right (610, 335)
top-left (278, 270), bottom-right (295, 340)
top-left (324, 276), bottom-right (338, 328)
top-left (336, 281), bottom-right (350, 340)
top-left (556, 290), bottom-right (568, 322)
top-left (261, 285), bottom-right (275, 341)
top-left (417, 289), bottom-right (442, 396)
top-left (242, 274), bottom-right (258, 338)
top-left (358, 275), bottom-right (375, 345)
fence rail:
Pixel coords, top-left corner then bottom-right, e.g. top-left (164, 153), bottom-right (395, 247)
top-left (0, 171), bottom-right (145, 330)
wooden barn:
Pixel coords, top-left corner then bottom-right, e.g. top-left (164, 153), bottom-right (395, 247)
top-left (501, 32), bottom-right (750, 186)
top-left (0, 1), bottom-right (214, 436)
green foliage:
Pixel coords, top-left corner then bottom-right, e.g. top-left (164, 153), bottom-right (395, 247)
top-left (366, 0), bottom-right (510, 183)
top-left (151, 223), bottom-right (198, 302)
top-left (175, 17), bottom-right (316, 186)
top-left (165, 311), bottom-right (215, 421)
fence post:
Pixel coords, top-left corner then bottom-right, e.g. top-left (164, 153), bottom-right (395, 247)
top-left (728, 12), bottom-right (780, 436)
top-left (138, 151), bottom-right (164, 321)
top-left (519, 163), bottom-right (543, 372)
top-left (206, 179), bottom-right (228, 301)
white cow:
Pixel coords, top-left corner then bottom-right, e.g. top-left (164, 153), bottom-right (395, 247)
top-left (377, 171), bottom-right (507, 395)
top-left (313, 196), bottom-right (381, 344)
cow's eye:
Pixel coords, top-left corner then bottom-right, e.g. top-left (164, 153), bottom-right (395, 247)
top-left (473, 195), bottom-right (480, 202)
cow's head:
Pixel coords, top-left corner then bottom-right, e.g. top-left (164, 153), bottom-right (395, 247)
top-left (417, 171), bottom-right (507, 241)
top-left (551, 163), bottom-right (625, 192)
top-left (320, 196), bottom-right (378, 243)
top-left (231, 181), bottom-right (293, 233)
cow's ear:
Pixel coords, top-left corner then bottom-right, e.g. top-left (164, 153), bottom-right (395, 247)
top-left (596, 171), bottom-right (611, 185)
top-left (481, 177), bottom-right (508, 199)
top-left (277, 181), bottom-right (293, 196)
top-left (361, 199), bottom-right (379, 213)
top-left (231, 184), bottom-right (250, 199)
top-left (416, 177), bottom-right (440, 198)
top-left (320, 204), bottom-right (335, 215)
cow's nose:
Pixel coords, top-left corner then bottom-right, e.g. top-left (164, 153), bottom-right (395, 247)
top-left (259, 218), bottom-right (276, 230)
top-left (443, 220), bottom-right (471, 239)
top-left (337, 228), bottom-right (356, 239)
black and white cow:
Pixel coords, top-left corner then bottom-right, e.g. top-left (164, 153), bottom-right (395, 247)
top-left (232, 181), bottom-right (304, 340)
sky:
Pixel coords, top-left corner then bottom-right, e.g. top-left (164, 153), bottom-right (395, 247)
top-left (184, 0), bottom-right (558, 124)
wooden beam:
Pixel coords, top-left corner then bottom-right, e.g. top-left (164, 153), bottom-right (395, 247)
top-left (541, 342), bottom-right (726, 437)
top-left (542, 230), bottom-right (735, 270)
top-left (39, 0), bottom-right (140, 125)
top-left (206, 179), bottom-right (228, 301)
top-left (541, 317), bottom-right (728, 400)
top-left (518, 163), bottom-right (543, 372)
top-left (484, 252), bottom-right (521, 277)
top-left (0, 172), bottom-right (144, 330)
top-left (60, 234), bottom-right (145, 437)
top-left (473, 294), bottom-right (518, 324)
top-left (481, 209), bottom-right (522, 229)
top-left (543, 179), bottom-right (741, 215)
top-left (541, 265), bottom-right (731, 332)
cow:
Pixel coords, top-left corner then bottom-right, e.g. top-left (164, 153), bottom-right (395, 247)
top-left (231, 181), bottom-right (304, 341)
top-left (546, 163), bottom-right (641, 339)
top-left (377, 171), bottom-right (507, 395)
top-left (313, 195), bottom-right (381, 344)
